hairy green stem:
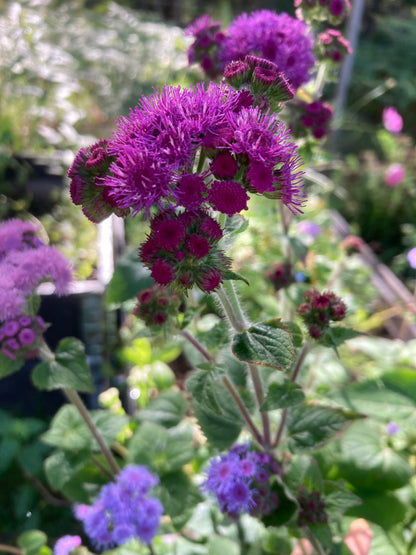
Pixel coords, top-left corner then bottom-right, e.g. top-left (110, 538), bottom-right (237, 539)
top-left (248, 364), bottom-right (271, 448)
top-left (223, 376), bottom-right (264, 446)
top-left (63, 388), bottom-right (120, 477)
top-left (272, 342), bottom-right (310, 448)
top-left (305, 528), bottom-right (326, 555)
top-left (181, 329), bottom-right (214, 363)
top-left (38, 341), bottom-right (120, 477)
top-left (216, 285), bottom-right (246, 332)
top-left (216, 284), bottom-right (273, 447)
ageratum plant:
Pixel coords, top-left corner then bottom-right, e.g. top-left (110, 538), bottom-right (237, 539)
top-left (5, 3), bottom-right (411, 555)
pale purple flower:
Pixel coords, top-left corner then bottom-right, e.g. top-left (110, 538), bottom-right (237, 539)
top-left (383, 107), bottom-right (403, 134)
top-left (54, 536), bottom-right (81, 555)
top-left (385, 163), bottom-right (405, 187)
top-left (297, 220), bottom-right (322, 238)
top-left (0, 218), bottom-right (43, 261)
top-left (75, 464), bottom-right (162, 549)
top-left (203, 443), bottom-right (280, 518)
top-left (407, 247), bottom-right (416, 269)
top-left (386, 421), bottom-right (400, 435)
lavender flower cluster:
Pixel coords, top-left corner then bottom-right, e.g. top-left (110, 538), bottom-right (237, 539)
top-left (75, 465), bottom-right (163, 549)
top-left (187, 10), bottom-right (316, 90)
top-left (203, 443), bottom-right (280, 519)
top-left (0, 219), bottom-right (71, 360)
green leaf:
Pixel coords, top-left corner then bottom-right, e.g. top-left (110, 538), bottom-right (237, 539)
top-left (346, 491), bottom-right (408, 531)
top-left (127, 421), bottom-right (194, 475)
top-left (283, 322), bottom-right (303, 348)
top-left (284, 455), bottom-right (324, 493)
top-left (222, 269), bottom-right (250, 286)
top-left (287, 236), bottom-right (308, 262)
top-left (261, 378), bottom-right (305, 411)
top-left (287, 405), bottom-right (361, 453)
top-left (0, 437), bottom-right (20, 473)
top-left (381, 369), bottom-right (416, 404)
top-left (307, 522), bottom-right (333, 550)
top-left (232, 319), bottom-right (295, 371)
top-left (41, 404), bottom-right (128, 452)
top-left (32, 337), bottom-right (94, 392)
top-left (106, 249), bottom-right (153, 305)
top-left (261, 480), bottom-right (298, 528)
top-left (323, 481), bottom-right (361, 522)
top-left (158, 470), bottom-right (203, 528)
top-left (17, 530), bottom-right (47, 555)
top-left (208, 535), bottom-right (240, 555)
top-left (44, 449), bottom-right (91, 491)
top-left (320, 328), bottom-right (361, 353)
top-left (331, 379), bottom-right (416, 422)
top-left (186, 367), bottom-right (245, 450)
top-left (61, 461), bottom-right (108, 504)
top-left (339, 422), bottom-right (413, 491)
top-left (0, 351), bottom-right (25, 379)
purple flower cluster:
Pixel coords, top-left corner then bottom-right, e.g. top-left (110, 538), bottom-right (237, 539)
top-left (297, 289), bottom-right (347, 339)
top-left (295, 0), bottom-right (351, 25)
top-left (140, 209), bottom-right (230, 292)
top-left (292, 100), bottom-right (333, 140)
top-left (0, 219), bottom-right (71, 359)
top-left (53, 535), bottom-right (81, 555)
top-left (67, 83), bottom-right (305, 292)
top-left (68, 84), bottom-right (304, 221)
top-left (203, 443), bottom-right (280, 519)
top-left (134, 284), bottom-right (181, 326)
top-left (317, 29), bottom-right (352, 63)
top-left (219, 11), bottom-right (316, 90)
top-left (75, 465), bottom-right (163, 549)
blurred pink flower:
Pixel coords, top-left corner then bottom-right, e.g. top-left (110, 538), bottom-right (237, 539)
top-left (384, 163), bottom-right (405, 186)
top-left (407, 247), bottom-right (416, 269)
top-left (382, 106), bottom-right (403, 134)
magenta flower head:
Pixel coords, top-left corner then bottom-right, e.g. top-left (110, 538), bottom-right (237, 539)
top-left (297, 289), bottom-right (347, 339)
top-left (297, 486), bottom-right (327, 527)
top-left (185, 15), bottom-right (225, 79)
top-left (383, 106), bottom-right (403, 134)
top-left (317, 29), bottom-right (352, 64)
top-left (265, 262), bottom-right (295, 292)
top-left (295, 0), bottom-right (350, 25)
top-left (292, 99), bottom-right (333, 140)
top-left (139, 209), bottom-right (230, 293)
top-left (53, 536), bottom-right (81, 555)
top-left (67, 139), bottom-right (130, 223)
top-left (220, 10), bottom-right (316, 90)
top-left (75, 464), bottom-right (162, 549)
top-left (203, 443), bottom-right (280, 519)
top-left (385, 163), bottom-right (405, 187)
top-left (407, 247), bottom-right (416, 269)
top-left (134, 285), bottom-right (181, 328)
